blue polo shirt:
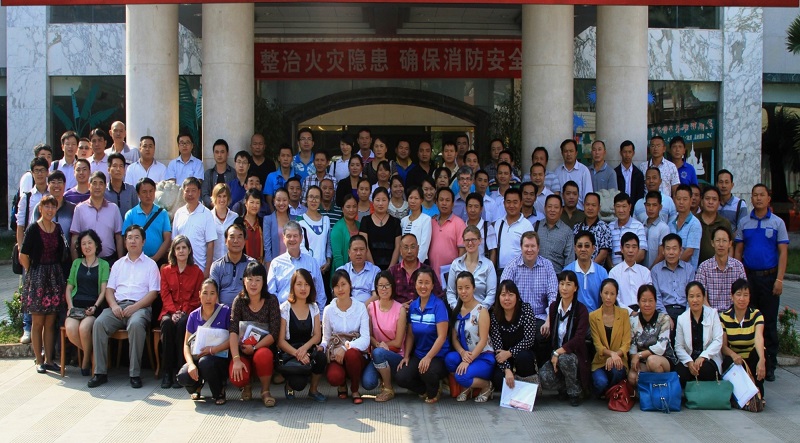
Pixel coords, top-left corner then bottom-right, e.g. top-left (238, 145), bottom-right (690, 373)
top-left (735, 209), bottom-right (789, 271)
top-left (122, 204), bottom-right (171, 258)
top-left (563, 260), bottom-right (608, 312)
top-left (263, 170), bottom-right (296, 197)
top-left (669, 213), bottom-right (702, 269)
top-left (677, 162), bottom-right (698, 186)
top-left (408, 296), bottom-right (451, 359)
top-left (209, 254), bottom-right (256, 306)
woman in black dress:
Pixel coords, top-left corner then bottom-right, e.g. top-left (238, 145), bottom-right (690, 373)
top-left (359, 187), bottom-right (401, 270)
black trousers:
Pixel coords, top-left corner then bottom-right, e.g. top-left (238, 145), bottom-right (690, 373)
top-left (491, 349), bottom-right (537, 388)
top-left (533, 318), bottom-right (552, 369)
top-left (722, 352), bottom-right (764, 397)
top-left (675, 358), bottom-right (719, 389)
top-left (177, 355), bottom-right (229, 398)
top-left (280, 351), bottom-right (327, 391)
top-left (160, 314), bottom-right (189, 374)
top-left (747, 272), bottom-right (779, 373)
top-left (395, 355), bottom-right (447, 398)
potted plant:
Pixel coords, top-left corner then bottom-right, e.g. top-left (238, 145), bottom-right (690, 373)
top-left (777, 306), bottom-right (800, 366)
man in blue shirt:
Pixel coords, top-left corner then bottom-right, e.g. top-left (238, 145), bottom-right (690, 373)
top-left (669, 136), bottom-right (698, 186)
top-left (267, 220), bottom-right (326, 315)
top-left (122, 177), bottom-right (171, 265)
top-left (651, 234), bottom-right (695, 336)
top-left (210, 223), bottom-right (255, 306)
top-left (336, 235), bottom-right (380, 304)
top-left (734, 183), bottom-right (789, 382)
top-left (292, 127), bottom-right (315, 181)
top-left (165, 133), bottom-right (204, 184)
top-left (564, 230), bottom-right (608, 312)
top-left (669, 184), bottom-right (702, 269)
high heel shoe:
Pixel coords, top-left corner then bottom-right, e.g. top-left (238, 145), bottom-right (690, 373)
top-left (456, 387), bottom-right (473, 402)
top-left (475, 382), bottom-right (494, 403)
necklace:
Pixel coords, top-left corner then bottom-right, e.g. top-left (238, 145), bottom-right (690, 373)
top-left (84, 257), bottom-right (97, 275)
top-left (374, 213), bottom-right (388, 227)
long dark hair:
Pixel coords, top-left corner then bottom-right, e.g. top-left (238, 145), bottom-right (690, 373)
top-left (288, 269), bottom-right (316, 305)
top-left (449, 271), bottom-right (475, 324)
top-left (236, 262), bottom-right (269, 304)
top-left (552, 271), bottom-right (581, 349)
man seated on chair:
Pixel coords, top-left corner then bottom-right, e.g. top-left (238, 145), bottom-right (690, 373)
top-left (88, 224), bottom-right (160, 389)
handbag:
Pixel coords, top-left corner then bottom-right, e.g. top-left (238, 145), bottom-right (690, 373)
top-left (685, 373), bottom-right (733, 410)
top-left (743, 364), bottom-right (764, 413)
top-left (326, 332), bottom-right (360, 362)
top-left (12, 244), bottom-right (23, 275)
top-left (606, 380), bottom-right (634, 412)
top-left (638, 371), bottom-right (682, 413)
top-left (277, 349), bottom-right (316, 376)
top-left (68, 307), bottom-right (86, 321)
top-left (722, 361), bottom-right (760, 409)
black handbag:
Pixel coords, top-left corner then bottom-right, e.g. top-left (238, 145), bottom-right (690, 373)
top-left (12, 244), bottom-right (23, 275)
top-left (277, 349), bottom-right (316, 376)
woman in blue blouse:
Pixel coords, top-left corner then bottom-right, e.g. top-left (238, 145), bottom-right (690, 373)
top-left (395, 267), bottom-right (451, 403)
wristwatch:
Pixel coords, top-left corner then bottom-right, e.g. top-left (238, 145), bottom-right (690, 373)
top-left (552, 351), bottom-right (559, 357)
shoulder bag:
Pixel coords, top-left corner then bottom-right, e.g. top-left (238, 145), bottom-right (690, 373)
top-left (186, 304), bottom-right (222, 357)
top-left (606, 379), bottom-right (634, 412)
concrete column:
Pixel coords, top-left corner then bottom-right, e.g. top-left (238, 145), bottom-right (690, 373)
top-left (202, 3), bottom-right (254, 169)
top-left (520, 5), bottom-right (574, 174)
top-left (596, 6), bottom-right (649, 166)
top-left (126, 5), bottom-right (179, 164)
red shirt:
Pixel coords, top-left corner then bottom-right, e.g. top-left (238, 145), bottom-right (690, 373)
top-left (159, 264), bottom-right (203, 318)
top-left (243, 217), bottom-right (264, 262)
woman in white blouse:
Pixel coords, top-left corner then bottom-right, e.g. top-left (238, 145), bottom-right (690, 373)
top-left (674, 281), bottom-right (723, 388)
top-left (320, 270), bottom-right (376, 404)
top-left (400, 186), bottom-right (431, 263)
top-left (446, 226), bottom-right (497, 309)
top-left (210, 184), bottom-right (238, 262)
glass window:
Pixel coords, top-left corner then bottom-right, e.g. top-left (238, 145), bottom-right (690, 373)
top-left (50, 6), bottom-right (125, 24)
top-left (649, 6), bottom-right (718, 29)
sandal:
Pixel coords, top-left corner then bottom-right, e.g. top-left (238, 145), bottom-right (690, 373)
top-left (190, 386), bottom-right (203, 401)
top-left (424, 385), bottom-right (442, 404)
top-left (240, 384), bottom-right (252, 401)
top-left (214, 392), bottom-right (227, 405)
top-left (337, 387), bottom-right (348, 399)
top-left (375, 388), bottom-right (395, 402)
top-left (261, 391), bottom-right (276, 408)
top-left (352, 392), bottom-right (363, 405)
top-left (474, 382), bottom-right (494, 403)
top-left (456, 388), bottom-right (473, 402)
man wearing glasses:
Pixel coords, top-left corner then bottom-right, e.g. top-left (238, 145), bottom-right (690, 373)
top-left (166, 133), bottom-right (204, 184)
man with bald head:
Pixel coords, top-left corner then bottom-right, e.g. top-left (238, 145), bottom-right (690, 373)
top-left (105, 121), bottom-right (140, 165)
top-left (248, 133), bottom-right (275, 185)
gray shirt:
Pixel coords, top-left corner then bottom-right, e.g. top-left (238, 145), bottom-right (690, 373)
top-left (590, 162), bottom-right (618, 192)
top-left (534, 219), bottom-right (575, 273)
top-left (105, 182), bottom-right (139, 219)
top-left (651, 260), bottom-right (695, 312)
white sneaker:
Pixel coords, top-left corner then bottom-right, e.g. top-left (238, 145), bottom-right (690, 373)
top-left (19, 331), bottom-right (31, 344)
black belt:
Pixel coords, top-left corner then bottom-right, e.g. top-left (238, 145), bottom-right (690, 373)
top-left (749, 267), bottom-right (778, 277)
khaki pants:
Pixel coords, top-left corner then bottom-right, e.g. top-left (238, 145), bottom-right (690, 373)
top-left (92, 301), bottom-right (151, 377)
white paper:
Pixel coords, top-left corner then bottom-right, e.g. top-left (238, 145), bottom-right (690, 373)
top-left (192, 327), bottom-right (230, 357)
top-left (722, 363), bottom-right (759, 408)
top-left (499, 380), bottom-right (538, 412)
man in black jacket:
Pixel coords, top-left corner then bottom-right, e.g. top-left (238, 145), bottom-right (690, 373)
top-left (614, 140), bottom-right (645, 208)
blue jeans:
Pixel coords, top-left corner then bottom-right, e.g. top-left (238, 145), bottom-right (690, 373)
top-left (23, 312), bottom-right (31, 333)
top-left (445, 351), bottom-right (496, 388)
top-left (592, 367), bottom-right (626, 396)
top-left (363, 347), bottom-right (403, 389)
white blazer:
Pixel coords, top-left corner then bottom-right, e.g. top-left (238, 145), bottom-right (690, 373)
top-left (674, 305), bottom-right (723, 370)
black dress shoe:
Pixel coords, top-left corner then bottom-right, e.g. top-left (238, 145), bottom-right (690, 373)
top-left (161, 373), bottom-right (173, 389)
top-left (569, 396), bottom-right (581, 407)
top-left (130, 376), bottom-right (143, 389)
top-left (88, 374), bottom-right (108, 388)
top-left (766, 370), bottom-right (776, 382)
top-left (172, 376), bottom-right (182, 389)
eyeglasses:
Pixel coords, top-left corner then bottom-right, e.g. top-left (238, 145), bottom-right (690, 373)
top-left (178, 141), bottom-right (192, 146)
top-left (306, 195), bottom-right (320, 201)
top-left (377, 284), bottom-right (391, 290)
top-left (463, 238), bottom-right (480, 244)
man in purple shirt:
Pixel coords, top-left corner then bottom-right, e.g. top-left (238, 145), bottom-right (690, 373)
top-left (70, 171), bottom-right (123, 264)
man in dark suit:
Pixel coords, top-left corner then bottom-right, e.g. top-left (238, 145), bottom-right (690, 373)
top-left (615, 140), bottom-right (645, 207)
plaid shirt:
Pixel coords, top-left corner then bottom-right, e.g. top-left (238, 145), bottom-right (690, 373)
top-left (500, 255), bottom-right (557, 320)
top-left (388, 261), bottom-right (444, 304)
top-left (694, 256), bottom-right (747, 311)
top-left (573, 218), bottom-right (612, 261)
top-left (302, 173), bottom-right (336, 205)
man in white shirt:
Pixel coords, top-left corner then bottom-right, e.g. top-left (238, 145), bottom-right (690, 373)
top-left (554, 139), bottom-right (592, 210)
top-left (51, 131), bottom-right (79, 189)
top-left (105, 121), bottom-right (140, 165)
top-left (125, 136), bottom-right (167, 185)
top-left (172, 177), bottom-right (216, 276)
top-left (608, 232), bottom-right (652, 310)
top-left (88, 128), bottom-right (109, 179)
top-left (639, 135), bottom-right (679, 197)
top-left (493, 188), bottom-right (534, 273)
top-left (88, 225), bottom-right (160, 389)
top-left (166, 133), bottom-right (204, 184)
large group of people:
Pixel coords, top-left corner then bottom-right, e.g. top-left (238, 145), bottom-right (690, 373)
top-left (12, 123), bottom-right (787, 411)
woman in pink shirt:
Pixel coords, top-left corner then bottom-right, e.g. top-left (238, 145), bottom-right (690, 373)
top-left (365, 271), bottom-right (407, 401)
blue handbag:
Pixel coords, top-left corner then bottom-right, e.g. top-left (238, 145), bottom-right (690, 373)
top-left (638, 371), bottom-right (681, 413)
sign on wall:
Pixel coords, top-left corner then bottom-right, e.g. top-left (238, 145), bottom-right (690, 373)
top-left (255, 41), bottom-right (522, 80)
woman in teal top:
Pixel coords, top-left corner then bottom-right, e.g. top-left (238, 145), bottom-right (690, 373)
top-left (64, 229), bottom-right (110, 376)
top-left (330, 194), bottom-right (360, 283)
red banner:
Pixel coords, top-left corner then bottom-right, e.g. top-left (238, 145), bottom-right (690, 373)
top-left (255, 41), bottom-right (523, 80)
top-left (3, 0), bottom-right (795, 6)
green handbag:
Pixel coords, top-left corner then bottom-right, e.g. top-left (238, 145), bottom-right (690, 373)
top-left (685, 373), bottom-right (733, 410)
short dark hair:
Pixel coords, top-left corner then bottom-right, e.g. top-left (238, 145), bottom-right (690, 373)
top-left (176, 131), bottom-right (193, 145)
top-left (662, 233), bottom-right (682, 248)
top-left (562, 180), bottom-right (579, 193)
top-left (140, 135), bottom-right (155, 145)
top-left (545, 194), bottom-right (563, 207)
top-left (650, 135), bottom-right (665, 144)
top-left (61, 131), bottom-right (79, 145)
top-left (675, 184), bottom-right (692, 198)
top-left (559, 139), bottom-right (577, 152)
top-left (702, 185), bottom-right (721, 200)
top-left (619, 140), bottom-right (635, 151)
top-left (584, 192), bottom-right (600, 205)
top-left (620, 231), bottom-right (639, 248)
top-left (474, 169), bottom-right (489, 181)
top-left (234, 150), bottom-right (252, 164)
top-left (646, 166), bottom-right (661, 177)
top-left (711, 225), bottom-right (732, 241)
top-left (124, 224), bottom-right (146, 241)
top-left (503, 187), bottom-right (522, 200)
top-left (645, 190), bottom-right (662, 205)
top-left (533, 146), bottom-right (549, 162)
top-left (182, 176), bottom-right (202, 190)
top-left (435, 186), bottom-right (455, 202)
top-left (614, 192), bottom-right (631, 205)
top-left (213, 139), bottom-right (229, 151)
top-left (89, 171), bottom-right (107, 184)
top-left (574, 230), bottom-right (595, 246)
top-left (47, 170), bottom-right (66, 183)
top-left (669, 136), bottom-right (685, 147)
top-left (89, 128), bottom-right (108, 140)
top-left (465, 192), bottom-right (484, 207)
top-left (297, 127), bottom-right (314, 141)
top-left (108, 152), bottom-right (126, 167)
top-left (716, 169), bottom-right (733, 182)
top-left (135, 177), bottom-right (157, 193)
top-left (31, 157), bottom-right (49, 171)
top-left (34, 144), bottom-right (53, 158)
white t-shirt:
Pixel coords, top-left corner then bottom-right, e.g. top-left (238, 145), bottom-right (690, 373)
top-left (173, 203), bottom-right (217, 269)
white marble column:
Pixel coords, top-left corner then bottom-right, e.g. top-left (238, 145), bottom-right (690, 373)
top-left (596, 6), bottom-right (649, 166)
top-left (520, 5), bottom-right (574, 174)
top-left (202, 3), bottom-right (254, 169)
top-left (7, 6), bottom-right (48, 223)
top-left (720, 7), bottom-right (763, 203)
top-left (126, 5), bottom-right (179, 164)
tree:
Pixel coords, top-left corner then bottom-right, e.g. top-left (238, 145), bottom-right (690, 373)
top-left (762, 105), bottom-right (800, 202)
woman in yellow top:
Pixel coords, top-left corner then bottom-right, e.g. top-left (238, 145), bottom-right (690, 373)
top-left (589, 278), bottom-right (631, 396)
